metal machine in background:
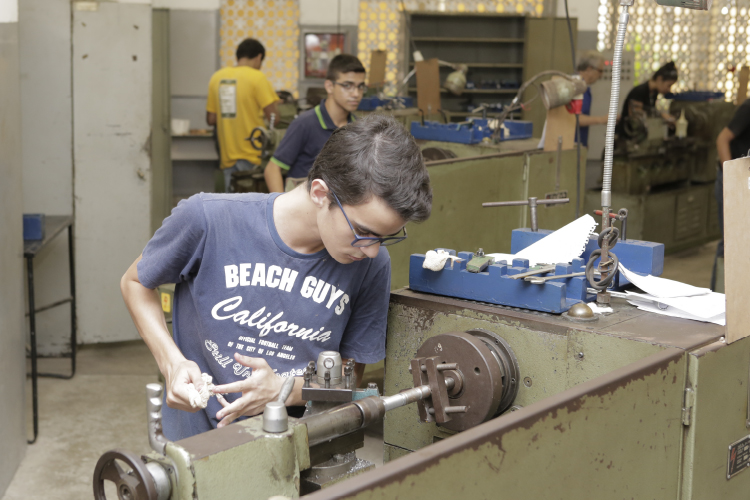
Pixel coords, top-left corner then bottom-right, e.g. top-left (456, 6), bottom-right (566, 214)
top-left (386, 141), bottom-right (586, 289)
top-left (583, 95), bottom-right (734, 253)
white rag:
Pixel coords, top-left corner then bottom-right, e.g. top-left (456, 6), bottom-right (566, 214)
top-left (187, 373), bottom-right (216, 409)
top-left (423, 249), bottom-right (462, 271)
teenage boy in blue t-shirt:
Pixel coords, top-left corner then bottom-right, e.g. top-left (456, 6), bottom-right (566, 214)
top-left (121, 114), bottom-right (432, 440)
top-left (264, 55), bottom-right (366, 193)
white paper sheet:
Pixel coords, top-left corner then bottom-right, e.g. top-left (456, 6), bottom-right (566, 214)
top-left (625, 291), bottom-right (725, 319)
top-left (627, 300), bottom-right (726, 326)
top-left (487, 214), bottom-right (598, 267)
top-left (619, 264), bottom-right (711, 298)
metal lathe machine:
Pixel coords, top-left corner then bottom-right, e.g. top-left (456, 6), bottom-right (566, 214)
top-left (94, 268), bottom-right (750, 499)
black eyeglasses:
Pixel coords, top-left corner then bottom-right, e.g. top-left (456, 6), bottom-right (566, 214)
top-left (334, 82), bottom-right (368, 93)
top-left (330, 192), bottom-right (407, 247)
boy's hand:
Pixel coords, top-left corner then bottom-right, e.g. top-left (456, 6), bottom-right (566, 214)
top-left (212, 354), bottom-right (284, 428)
top-left (164, 359), bottom-right (205, 412)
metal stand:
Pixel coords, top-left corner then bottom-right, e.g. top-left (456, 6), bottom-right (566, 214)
top-left (24, 216), bottom-right (77, 444)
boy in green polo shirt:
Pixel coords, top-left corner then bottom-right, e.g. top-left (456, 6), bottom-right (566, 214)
top-left (265, 55), bottom-right (366, 192)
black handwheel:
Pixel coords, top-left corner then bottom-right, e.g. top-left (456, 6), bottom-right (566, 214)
top-left (93, 449), bottom-right (158, 500)
top-left (248, 127), bottom-right (268, 151)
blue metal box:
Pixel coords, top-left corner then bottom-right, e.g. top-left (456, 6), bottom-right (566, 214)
top-left (23, 214), bottom-right (45, 241)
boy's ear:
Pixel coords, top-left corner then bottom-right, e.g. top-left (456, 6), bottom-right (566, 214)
top-left (309, 179), bottom-right (330, 208)
top-left (324, 79), bottom-right (335, 95)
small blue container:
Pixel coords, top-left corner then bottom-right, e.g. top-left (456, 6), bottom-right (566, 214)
top-left (410, 120), bottom-right (494, 144)
top-left (499, 120), bottom-right (533, 141)
top-left (23, 214), bottom-right (45, 241)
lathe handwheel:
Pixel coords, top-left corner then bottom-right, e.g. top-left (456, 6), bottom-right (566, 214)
top-left (248, 127), bottom-right (268, 151)
top-left (93, 449), bottom-right (159, 500)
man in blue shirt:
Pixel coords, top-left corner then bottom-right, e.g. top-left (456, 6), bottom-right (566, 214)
top-left (575, 51), bottom-right (609, 148)
top-left (120, 114), bottom-right (432, 440)
top-left (265, 55), bottom-right (366, 192)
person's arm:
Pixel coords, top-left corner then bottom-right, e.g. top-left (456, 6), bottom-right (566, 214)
top-left (206, 74), bottom-right (218, 127)
top-left (661, 111), bottom-right (676, 124)
top-left (263, 101), bottom-right (279, 124)
top-left (578, 114), bottom-right (608, 127)
top-left (716, 127), bottom-right (735, 166)
top-left (121, 255), bottom-right (204, 412)
top-left (267, 117), bottom-right (306, 192)
top-left (264, 160), bottom-right (285, 193)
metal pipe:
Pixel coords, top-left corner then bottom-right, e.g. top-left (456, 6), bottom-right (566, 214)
top-left (303, 402), bottom-right (366, 447)
top-left (303, 380), bottom-right (454, 446)
top-left (601, 4), bottom-right (631, 224)
top-left (482, 198), bottom-right (569, 208)
top-left (27, 257), bottom-right (38, 444)
top-left (382, 385), bottom-right (433, 412)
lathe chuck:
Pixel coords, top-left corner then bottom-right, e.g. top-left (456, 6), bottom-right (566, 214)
top-left (415, 329), bottom-right (519, 432)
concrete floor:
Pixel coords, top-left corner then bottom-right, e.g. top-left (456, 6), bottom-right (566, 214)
top-left (2, 240), bottom-right (719, 499)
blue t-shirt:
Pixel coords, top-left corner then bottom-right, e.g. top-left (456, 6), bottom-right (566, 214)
top-left (137, 192), bottom-right (390, 440)
top-left (576, 87), bottom-right (592, 148)
top-left (270, 99), bottom-right (355, 179)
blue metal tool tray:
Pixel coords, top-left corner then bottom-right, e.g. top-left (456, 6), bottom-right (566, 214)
top-left (409, 230), bottom-right (665, 314)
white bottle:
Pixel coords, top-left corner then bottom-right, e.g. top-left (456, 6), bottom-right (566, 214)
top-left (676, 109), bottom-right (688, 139)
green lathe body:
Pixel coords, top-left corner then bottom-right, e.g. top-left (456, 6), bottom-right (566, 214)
top-left (305, 289), bottom-right (750, 500)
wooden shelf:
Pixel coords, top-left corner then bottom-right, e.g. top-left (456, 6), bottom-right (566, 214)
top-left (411, 37), bottom-right (524, 43)
top-left (408, 87), bottom-right (519, 94)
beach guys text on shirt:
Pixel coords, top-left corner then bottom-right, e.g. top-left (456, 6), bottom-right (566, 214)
top-left (206, 262), bottom-right (350, 376)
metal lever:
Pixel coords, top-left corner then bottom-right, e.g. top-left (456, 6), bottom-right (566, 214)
top-left (508, 265), bottom-right (557, 280)
top-left (483, 197), bottom-right (569, 232)
top-left (525, 272), bottom-right (585, 284)
top-left (146, 383), bottom-right (169, 455)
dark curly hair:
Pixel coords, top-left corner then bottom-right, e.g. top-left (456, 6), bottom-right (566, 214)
top-left (307, 114), bottom-right (432, 223)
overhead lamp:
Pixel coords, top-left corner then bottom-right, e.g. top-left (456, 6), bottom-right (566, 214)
top-left (539, 77), bottom-right (588, 110)
top-left (442, 63), bottom-right (468, 96)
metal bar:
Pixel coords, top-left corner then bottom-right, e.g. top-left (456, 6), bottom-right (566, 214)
top-left (25, 296), bottom-right (73, 316)
top-left (26, 257), bottom-right (38, 444)
top-left (555, 136), bottom-right (562, 191)
top-left (303, 402), bottom-right (366, 447)
top-left (69, 223), bottom-right (77, 378)
top-left (525, 272), bottom-right (585, 283)
top-left (508, 265), bottom-right (557, 280)
top-left (482, 198), bottom-right (569, 207)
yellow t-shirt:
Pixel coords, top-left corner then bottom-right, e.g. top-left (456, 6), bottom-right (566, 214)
top-left (206, 66), bottom-right (279, 169)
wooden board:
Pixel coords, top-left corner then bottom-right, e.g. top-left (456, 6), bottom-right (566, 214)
top-left (723, 157), bottom-right (750, 343)
top-left (542, 106), bottom-right (576, 152)
top-left (416, 58), bottom-right (441, 114)
top-left (368, 50), bottom-right (387, 86)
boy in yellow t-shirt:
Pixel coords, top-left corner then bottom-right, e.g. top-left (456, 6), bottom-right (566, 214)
top-left (206, 38), bottom-right (279, 191)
